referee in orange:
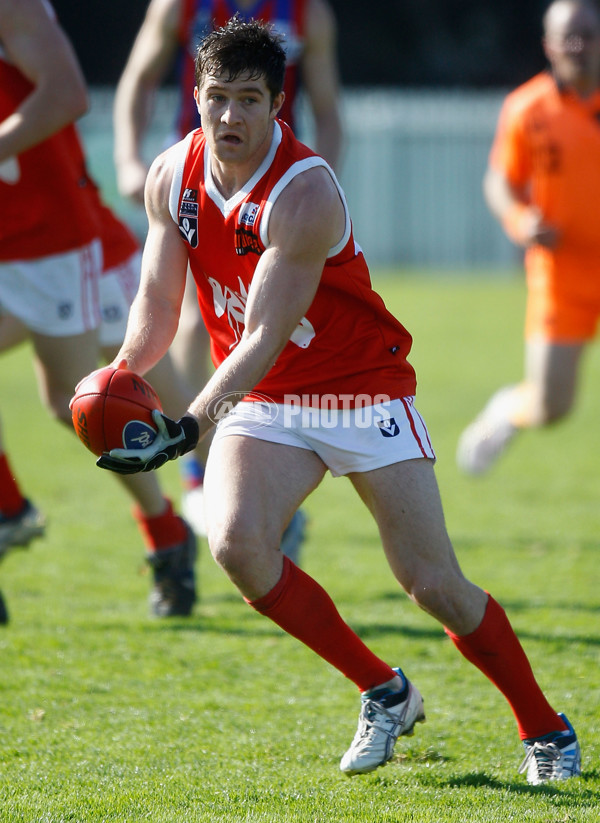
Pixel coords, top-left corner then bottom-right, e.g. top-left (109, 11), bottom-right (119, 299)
top-left (458, 0), bottom-right (600, 474)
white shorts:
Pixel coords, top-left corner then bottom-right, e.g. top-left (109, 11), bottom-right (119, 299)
top-left (98, 250), bottom-right (141, 346)
top-left (211, 396), bottom-right (436, 477)
top-left (0, 245), bottom-right (140, 345)
top-left (0, 240), bottom-right (102, 337)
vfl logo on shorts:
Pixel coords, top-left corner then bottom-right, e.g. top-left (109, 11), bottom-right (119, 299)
top-left (377, 418), bottom-right (400, 437)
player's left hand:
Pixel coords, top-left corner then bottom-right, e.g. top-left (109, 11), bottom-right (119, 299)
top-left (96, 410), bottom-right (200, 474)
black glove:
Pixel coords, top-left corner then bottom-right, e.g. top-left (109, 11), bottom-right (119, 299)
top-left (96, 411), bottom-right (200, 474)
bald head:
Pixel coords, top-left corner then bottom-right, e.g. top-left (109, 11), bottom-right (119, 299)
top-left (543, 0), bottom-right (600, 94)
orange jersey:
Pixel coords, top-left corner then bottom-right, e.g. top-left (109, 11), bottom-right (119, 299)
top-left (170, 120), bottom-right (417, 405)
top-left (490, 72), bottom-right (600, 306)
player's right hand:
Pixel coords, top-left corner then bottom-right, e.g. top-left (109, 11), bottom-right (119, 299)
top-left (96, 411), bottom-right (200, 474)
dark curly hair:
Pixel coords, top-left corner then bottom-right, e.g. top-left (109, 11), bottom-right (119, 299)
top-left (195, 15), bottom-right (286, 105)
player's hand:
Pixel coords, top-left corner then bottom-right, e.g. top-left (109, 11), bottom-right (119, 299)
top-left (96, 411), bottom-right (200, 474)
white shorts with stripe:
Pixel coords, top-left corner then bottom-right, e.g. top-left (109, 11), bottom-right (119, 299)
top-left (211, 396), bottom-right (435, 477)
top-left (98, 250), bottom-right (141, 346)
top-left (0, 240), bottom-right (102, 336)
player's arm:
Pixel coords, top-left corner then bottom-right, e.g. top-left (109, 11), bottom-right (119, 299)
top-left (112, 143), bottom-right (189, 377)
top-left (113, 0), bottom-right (181, 204)
top-left (186, 165), bottom-right (345, 434)
top-left (0, 0), bottom-right (88, 163)
top-left (484, 100), bottom-right (558, 250)
top-left (101, 165), bottom-right (346, 472)
top-left (301, 0), bottom-right (343, 171)
top-left (483, 166), bottom-right (558, 250)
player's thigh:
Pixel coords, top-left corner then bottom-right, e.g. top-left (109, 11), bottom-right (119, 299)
top-left (204, 433), bottom-right (326, 544)
top-left (349, 458), bottom-right (460, 588)
top-left (30, 329), bottom-right (100, 417)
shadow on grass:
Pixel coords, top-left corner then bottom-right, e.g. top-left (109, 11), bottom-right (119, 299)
top-left (438, 770), bottom-right (600, 803)
top-left (380, 590), bottom-right (600, 646)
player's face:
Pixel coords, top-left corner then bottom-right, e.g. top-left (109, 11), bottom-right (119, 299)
top-left (544, 2), bottom-right (600, 91)
top-left (195, 72), bottom-right (284, 168)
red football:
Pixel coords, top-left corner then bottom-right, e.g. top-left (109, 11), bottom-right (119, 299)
top-left (70, 366), bottom-right (163, 457)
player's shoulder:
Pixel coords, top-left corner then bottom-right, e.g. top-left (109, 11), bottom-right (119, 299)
top-left (503, 72), bottom-right (557, 117)
top-left (150, 130), bottom-right (199, 176)
top-left (147, 134), bottom-right (190, 201)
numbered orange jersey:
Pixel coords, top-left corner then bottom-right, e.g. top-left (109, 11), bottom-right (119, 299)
top-left (490, 71), bottom-right (600, 314)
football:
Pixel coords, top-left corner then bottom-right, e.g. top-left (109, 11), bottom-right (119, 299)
top-left (70, 366), bottom-right (163, 457)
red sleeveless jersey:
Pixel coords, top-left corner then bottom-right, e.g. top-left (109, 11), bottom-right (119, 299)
top-left (170, 121), bottom-right (417, 405)
top-left (0, 46), bottom-right (101, 261)
top-left (175, 0), bottom-right (308, 137)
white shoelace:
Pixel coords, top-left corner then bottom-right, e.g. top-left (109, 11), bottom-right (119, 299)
top-left (518, 740), bottom-right (563, 780)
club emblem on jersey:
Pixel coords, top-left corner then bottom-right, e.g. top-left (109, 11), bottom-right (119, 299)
top-left (235, 226), bottom-right (261, 256)
top-left (377, 418), bottom-right (400, 437)
top-left (207, 275), bottom-right (316, 350)
top-left (179, 215), bottom-right (198, 248)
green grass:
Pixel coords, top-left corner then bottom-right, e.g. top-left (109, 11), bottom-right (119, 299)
top-left (1, 270), bottom-right (600, 821)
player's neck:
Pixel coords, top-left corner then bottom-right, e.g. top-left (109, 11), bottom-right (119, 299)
top-left (556, 71), bottom-right (600, 100)
top-left (210, 159), bottom-right (259, 200)
top-left (209, 125), bottom-right (276, 200)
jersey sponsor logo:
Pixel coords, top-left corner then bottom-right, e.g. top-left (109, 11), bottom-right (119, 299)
top-left (182, 188), bottom-right (198, 202)
top-left (179, 215), bottom-right (198, 248)
top-left (376, 417), bottom-right (400, 437)
top-left (207, 275), bottom-right (316, 350)
top-left (239, 202), bottom-right (259, 226)
top-left (235, 226), bottom-right (262, 256)
top-left (180, 200), bottom-right (198, 217)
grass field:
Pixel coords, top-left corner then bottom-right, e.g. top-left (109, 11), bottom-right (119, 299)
top-left (1, 271), bottom-right (600, 822)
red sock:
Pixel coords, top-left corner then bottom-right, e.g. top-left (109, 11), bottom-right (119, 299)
top-left (133, 498), bottom-right (187, 552)
top-left (445, 594), bottom-right (567, 739)
top-left (0, 453), bottom-right (27, 517)
top-left (248, 556), bottom-right (395, 692)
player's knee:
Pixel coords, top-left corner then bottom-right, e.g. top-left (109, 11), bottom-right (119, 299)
top-left (408, 577), bottom-right (445, 613)
top-left (208, 520), bottom-right (260, 575)
top-left (406, 571), bottom-right (467, 623)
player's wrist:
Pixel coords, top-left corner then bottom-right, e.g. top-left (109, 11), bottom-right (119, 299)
top-left (177, 415), bottom-right (200, 455)
top-left (502, 203), bottom-right (533, 245)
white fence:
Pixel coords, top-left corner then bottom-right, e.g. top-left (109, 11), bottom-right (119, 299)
top-left (82, 87), bottom-right (518, 269)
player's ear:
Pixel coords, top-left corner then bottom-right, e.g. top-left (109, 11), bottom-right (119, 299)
top-left (271, 91), bottom-right (285, 119)
top-left (194, 86), bottom-right (201, 113)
